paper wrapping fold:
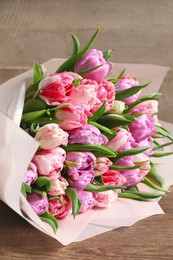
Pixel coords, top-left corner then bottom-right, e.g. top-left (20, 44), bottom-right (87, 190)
top-left (0, 59), bottom-right (173, 245)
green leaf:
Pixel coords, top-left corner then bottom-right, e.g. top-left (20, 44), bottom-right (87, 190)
top-left (112, 147), bottom-right (150, 163)
top-left (33, 61), bottom-right (44, 84)
top-left (71, 33), bottom-right (80, 56)
top-left (88, 101), bottom-right (106, 122)
top-left (31, 188), bottom-right (47, 198)
top-left (94, 175), bottom-right (104, 185)
top-left (125, 93), bottom-right (161, 112)
top-left (142, 177), bottom-right (169, 192)
top-left (118, 191), bottom-right (164, 200)
top-left (89, 121), bottom-right (116, 136)
top-left (23, 98), bottom-right (47, 114)
top-left (35, 176), bottom-right (51, 192)
top-left (109, 165), bottom-right (140, 170)
top-left (115, 82), bottom-right (150, 100)
top-left (96, 114), bottom-right (135, 128)
top-left (65, 187), bottom-right (81, 218)
top-left (117, 69), bottom-right (126, 80)
top-left (85, 183), bottom-right (125, 192)
top-left (29, 123), bottom-right (40, 136)
top-left (22, 109), bottom-right (47, 122)
top-left (21, 183), bottom-right (32, 198)
top-left (147, 162), bottom-right (165, 187)
top-left (156, 125), bottom-right (173, 141)
top-left (56, 28), bottom-right (100, 72)
top-left (103, 49), bottom-right (112, 61)
top-left (29, 117), bottom-right (63, 126)
top-left (25, 82), bottom-right (40, 99)
top-left (78, 64), bottom-right (103, 77)
top-left (151, 151), bottom-right (173, 157)
top-left (63, 144), bottom-right (117, 158)
top-left (153, 141), bottom-right (173, 150)
top-left (40, 211), bottom-right (58, 234)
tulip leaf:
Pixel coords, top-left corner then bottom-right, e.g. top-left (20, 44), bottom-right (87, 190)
top-left (112, 147), bottom-right (150, 163)
top-left (29, 117), bottom-right (63, 126)
top-left (115, 82), bottom-right (150, 100)
top-left (23, 98), bottom-right (48, 114)
top-left (147, 162), bottom-right (165, 187)
top-left (56, 28), bottom-right (100, 72)
top-left (85, 183), bottom-right (125, 192)
top-left (151, 151), bottom-right (173, 157)
top-left (35, 176), bottom-right (51, 192)
top-left (78, 64), bottom-right (103, 77)
top-left (103, 49), bottom-right (112, 61)
top-left (71, 33), bottom-right (80, 56)
top-left (156, 125), bottom-right (173, 141)
top-left (22, 109), bottom-right (47, 122)
top-left (65, 187), bottom-right (81, 218)
top-left (118, 191), bottom-right (164, 200)
top-left (153, 141), bottom-right (173, 150)
top-left (29, 123), bottom-right (40, 136)
top-left (89, 121), bottom-right (116, 136)
top-left (21, 182), bottom-right (32, 198)
top-left (40, 211), bottom-right (58, 234)
top-left (94, 175), bottom-right (104, 185)
top-left (33, 61), bottom-right (44, 84)
top-left (25, 82), bottom-right (39, 99)
top-left (117, 69), bottom-right (126, 80)
top-left (88, 101), bottom-right (106, 122)
top-left (142, 177), bottom-right (169, 192)
top-left (63, 144), bottom-right (117, 157)
top-left (96, 114), bottom-right (134, 128)
top-left (125, 93), bottom-right (161, 112)
top-left (109, 165), bottom-right (140, 170)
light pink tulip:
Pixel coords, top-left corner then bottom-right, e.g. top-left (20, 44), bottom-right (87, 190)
top-left (107, 129), bottom-right (132, 152)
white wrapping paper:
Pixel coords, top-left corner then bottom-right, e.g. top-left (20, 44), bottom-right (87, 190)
top-left (0, 59), bottom-right (173, 245)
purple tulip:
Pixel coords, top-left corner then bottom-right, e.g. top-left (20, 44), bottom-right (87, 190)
top-left (65, 151), bottom-right (96, 190)
top-left (77, 191), bottom-right (96, 213)
top-left (74, 49), bottom-right (113, 81)
top-left (115, 156), bottom-right (149, 187)
top-left (23, 162), bottom-right (38, 186)
top-left (68, 124), bottom-right (108, 146)
top-left (129, 114), bottom-right (156, 142)
top-left (27, 193), bottom-right (48, 216)
top-left (115, 74), bottom-right (140, 105)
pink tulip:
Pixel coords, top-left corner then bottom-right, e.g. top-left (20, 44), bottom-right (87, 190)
top-left (107, 129), bottom-right (132, 152)
top-left (54, 102), bottom-right (92, 131)
top-left (35, 123), bottom-right (68, 149)
top-left (48, 177), bottom-right (68, 196)
top-left (129, 100), bottom-right (158, 117)
top-left (48, 195), bottom-right (72, 219)
top-left (102, 169), bottom-right (126, 186)
top-left (32, 147), bottom-right (66, 180)
top-left (94, 190), bottom-right (117, 208)
top-left (39, 72), bottom-right (82, 106)
top-left (77, 191), bottom-right (96, 213)
top-left (94, 157), bottom-right (112, 176)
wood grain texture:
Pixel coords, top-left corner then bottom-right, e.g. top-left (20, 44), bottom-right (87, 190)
top-left (0, 0), bottom-right (173, 259)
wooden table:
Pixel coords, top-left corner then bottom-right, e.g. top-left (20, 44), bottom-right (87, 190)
top-left (0, 1), bottom-right (173, 259)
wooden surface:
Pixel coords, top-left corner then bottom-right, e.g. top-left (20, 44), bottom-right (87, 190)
top-left (0, 1), bottom-right (173, 259)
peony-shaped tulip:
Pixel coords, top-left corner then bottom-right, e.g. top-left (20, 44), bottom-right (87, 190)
top-left (65, 151), bottom-right (96, 190)
top-left (27, 193), bottom-right (48, 216)
top-left (115, 74), bottom-right (140, 105)
top-left (128, 100), bottom-right (158, 117)
top-left (35, 123), bottom-right (68, 149)
top-left (91, 79), bottom-right (115, 113)
top-left (32, 147), bottom-right (66, 180)
top-left (129, 114), bottom-right (156, 142)
top-left (39, 72), bottom-right (82, 106)
top-left (68, 124), bottom-right (108, 146)
top-left (54, 102), bottom-right (92, 131)
top-left (74, 49), bottom-right (113, 81)
top-left (48, 177), bottom-right (69, 196)
top-left (23, 162), bottom-right (38, 186)
top-left (77, 191), bottom-right (96, 213)
top-left (94, 190), bottom-right (117, 208)
top-left (102, 169), bottom-right (126, 186)
top-left (69, 79), bottom-right (99, 110)
top-left (48, 195), bottom-right (72, 219)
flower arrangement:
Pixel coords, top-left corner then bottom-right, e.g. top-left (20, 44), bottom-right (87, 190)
top-left (19, 28), bottom-right (173, 235)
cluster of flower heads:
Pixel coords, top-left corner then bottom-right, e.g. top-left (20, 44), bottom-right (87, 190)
top-left (21, 29), bottom-right (170, 233)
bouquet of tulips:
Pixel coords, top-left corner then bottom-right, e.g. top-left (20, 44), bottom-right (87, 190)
top-left (20, 28), bottom-right (173, 234)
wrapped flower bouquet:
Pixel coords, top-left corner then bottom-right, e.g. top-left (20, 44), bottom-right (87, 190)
top-left (0, 28), bottom-right (173, 245)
